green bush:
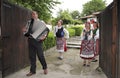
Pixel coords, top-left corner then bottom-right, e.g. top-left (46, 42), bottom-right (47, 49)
top-left (70, 25), bottom-right (84, 36)
top-left (43, 32), bottom-right (55, 50)
top-left (67, 28), bottom-right (75, 37)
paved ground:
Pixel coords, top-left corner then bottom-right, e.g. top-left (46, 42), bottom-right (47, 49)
top-left (4, 36), bottom-right (107, 78)
top-left (5, 46), bottom-right (107, 78)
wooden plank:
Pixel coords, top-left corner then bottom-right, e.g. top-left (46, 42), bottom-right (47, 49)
top-left (0, 0), bottom-right (2, 77)
top-left (117, 0), bottom-right (120, 77)
top-left (111, 1), bottom-right (117, 78)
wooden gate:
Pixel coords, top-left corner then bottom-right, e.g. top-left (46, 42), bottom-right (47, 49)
top-left (99, 0), bottom-right (119, 78)
top-left (1, 1), bottom-right (31, 77)
top-left (99, 2), bottom-right (113, 78)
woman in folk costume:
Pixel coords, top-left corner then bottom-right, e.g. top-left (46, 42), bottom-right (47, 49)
top-left (80, 22), bottom-right (94, 66)
top-left (54, 20), bottom-right (69, 60)
top-left (92, 22), bottom-right (99, 62)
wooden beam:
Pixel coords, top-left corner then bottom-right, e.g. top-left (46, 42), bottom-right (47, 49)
top-left (112, 0), bottom-right (118, 78)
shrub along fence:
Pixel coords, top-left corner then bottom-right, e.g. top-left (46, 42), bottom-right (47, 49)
top-left (43, 32), bottom-right (56, 50)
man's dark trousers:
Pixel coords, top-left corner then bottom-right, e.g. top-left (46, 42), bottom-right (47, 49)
top-left (28, 38), bottom-right (47, 73)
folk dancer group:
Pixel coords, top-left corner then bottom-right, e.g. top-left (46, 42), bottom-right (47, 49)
top-left (22, 10), bottom-right (99, 77)
top-left (80, 21), bottom-right (99, 67)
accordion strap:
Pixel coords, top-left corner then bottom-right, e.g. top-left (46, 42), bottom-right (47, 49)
top-left (28, 18), bottom-right (34, 34)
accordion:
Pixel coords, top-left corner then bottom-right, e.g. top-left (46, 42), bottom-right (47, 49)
top-left (24, 19), bottom-right (49, 41)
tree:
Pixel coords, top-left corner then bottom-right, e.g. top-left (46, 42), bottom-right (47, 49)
top-left (52, 9), bottom-right (82, 25)
top-left (70, 10), bottom-right (80, 19)
top-left (81, 0), bottom-right (106, 16)
top-left (57, 9), bottom-right (73, 24)
top-left (8, 0), bottom-right (60, 23)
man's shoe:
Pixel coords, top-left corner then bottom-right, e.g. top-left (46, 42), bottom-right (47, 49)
top-left (44, 69), bottom-right (48, 75)
top-left (91, 59), bottom-right (98, 62)
top-left (58, 57), bottom-right (63, 60)
top-left (26, 72), bottom-right (35, 76)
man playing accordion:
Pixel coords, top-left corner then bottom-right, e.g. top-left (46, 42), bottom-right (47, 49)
top-left (22, 11), bottom-right (49, 76)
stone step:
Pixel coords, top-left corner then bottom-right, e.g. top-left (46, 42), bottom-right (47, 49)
top-left (67, 38), bottom-right (81, 41)
top-left (67, 45), bottom-right (81, 49)
top-left (67, 42), bottom-right (81, 45)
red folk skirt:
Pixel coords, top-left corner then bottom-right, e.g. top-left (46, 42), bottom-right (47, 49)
top-left (80, 40), bottom-right (95, 59)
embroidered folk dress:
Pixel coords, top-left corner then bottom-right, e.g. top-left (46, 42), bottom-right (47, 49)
top-left (80, 29), bottom-right (95, 59)
top-left (54, 26), bottom-right (69, 52)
